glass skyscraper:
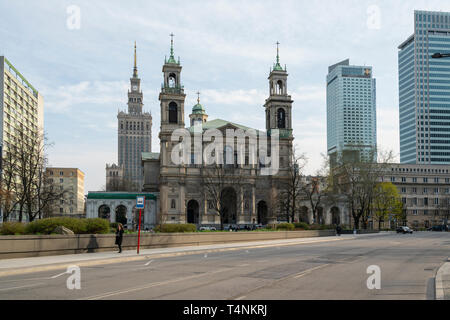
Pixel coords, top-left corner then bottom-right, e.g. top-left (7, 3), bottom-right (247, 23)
top-left (326, 59), bottom-right (377, 164)
top-left (398, 10), bottom-right (450, 164)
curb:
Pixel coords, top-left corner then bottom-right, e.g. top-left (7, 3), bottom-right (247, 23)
top-left (435, 258), bottom-right (450, 300)
top-left (0, 237), bottom-right (348, 278)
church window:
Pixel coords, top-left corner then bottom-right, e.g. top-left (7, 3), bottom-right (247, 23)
top-left (169, 102), bottom-right (178, 123)
top-left (277, 108), bottom-right (286, 129)
top-left (168, 73), bottom-right (176, 88)
top-left (276, 80), bottom-right (283, 95)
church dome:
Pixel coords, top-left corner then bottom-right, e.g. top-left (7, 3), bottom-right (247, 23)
top-left (192, 102), bottom-right (206, 114)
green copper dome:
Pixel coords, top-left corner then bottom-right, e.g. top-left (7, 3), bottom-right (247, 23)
top-left (192, 103), bottom-right (206, 114)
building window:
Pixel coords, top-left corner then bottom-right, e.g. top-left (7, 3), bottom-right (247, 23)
top-left (60, 178), bottom-right (63, 183)
top-left (169, 102), bottom-right (178, 123)
top-left (60, 208), bottom-right (63, 213)
top-left (277, 108), bottom-right (286, 129)
top-left (60, 171), bottom-right (64, 176)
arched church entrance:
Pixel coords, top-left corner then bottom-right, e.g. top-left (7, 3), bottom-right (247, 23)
top-left (257, 201), bottom-right (268, 225)
top-left (187, 200), bottom-right (200, 224)
top-left (299, 206), bottom-right (309, 223)
top-left (331, 207), bottom-right (340, 225)
top-left (115, 205), bottom-right (128, 225)
top-left (221, 187), bottom-right (237, 224)
top-left (98, 205), bottom-right (111, 220)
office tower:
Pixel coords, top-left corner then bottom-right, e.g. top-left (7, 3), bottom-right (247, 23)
top-left (326, 59), bottom-right (377, 164)
top-left (398, 10), bottom-right (450, 164)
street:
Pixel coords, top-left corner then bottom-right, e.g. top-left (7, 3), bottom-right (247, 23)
top-left (0, 232), bottom-right (448, 300)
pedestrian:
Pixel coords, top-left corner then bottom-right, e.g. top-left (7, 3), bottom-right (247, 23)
top-left (336, 224), bottom-right (341, 236)
top-left (115, 223), bottom-right (124, 253)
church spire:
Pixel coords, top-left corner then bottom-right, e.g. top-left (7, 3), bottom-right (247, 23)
top-left (273, 41), bottom-right (284, 71)
top-left (166, 33), bottom-right (178, 64)
top-left (133, 41), bottom-right (138, 77)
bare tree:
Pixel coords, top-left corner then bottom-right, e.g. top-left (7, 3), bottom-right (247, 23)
top-left (276, 147), bottom-right (307, 223)
top-left (0, 130), bottom-right (69, 222)
top-left (331, 148), bottom-right (394, 230)
top-left (201, 164), bottom-right (244, 230)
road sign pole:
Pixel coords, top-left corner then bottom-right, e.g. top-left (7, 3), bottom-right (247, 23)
top-left (137, 209), bottom-right (142, 254)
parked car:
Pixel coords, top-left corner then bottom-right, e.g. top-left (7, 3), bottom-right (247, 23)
top-left (396, 226), bottom-right (413, 234)
top-left (199, 226), bottom-right (217, 231)
top-left (429, 225), bottom-right (449, 232)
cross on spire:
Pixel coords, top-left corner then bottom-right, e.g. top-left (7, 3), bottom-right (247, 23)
top-left (170, 33), bottom-right (175, 57)
top-left (197, 91), bottom-right (200, 104)
top-left (273, 41), bottom-right (283, 71)
top-left (276, 41), bottom-right (280, 64)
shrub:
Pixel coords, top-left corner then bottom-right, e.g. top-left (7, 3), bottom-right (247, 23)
top-left (276, 223), bottom-right (295, 231)
top-left (0, 222), bottom-right (26, 235)
top-left (155, 224), bottom-right (197, 233)
top-left (24, 217), bottom-right (110, 235)
top-left (84, 218), bottom-right (110, 234)
top-left (293, 222), bottom-right (309, 230)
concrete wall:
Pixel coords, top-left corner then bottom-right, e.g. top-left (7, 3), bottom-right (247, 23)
top-left (0, 230), bottom-right (335, 259)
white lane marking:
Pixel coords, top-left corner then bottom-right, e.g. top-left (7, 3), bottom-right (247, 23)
top-left (235, 295), bottom-right (246, 300)
top-left (144, 260), bottom-right (153, 266)
top-left (51, 272), bottom-right (68, 279)
top-left (294, 264), bottom-right (330, 279)
top-left (81, 267), bottom-right (235, 300)
top-left (204, 254), bottom-right (208, 258)
top-left (0, 283), bottom-right (44, 291)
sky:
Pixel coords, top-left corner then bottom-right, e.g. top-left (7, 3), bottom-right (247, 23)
top-left (1, 0), bottom-right (450, 193)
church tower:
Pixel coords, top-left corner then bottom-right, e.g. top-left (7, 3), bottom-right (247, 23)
top-left (158, 34), bottom-right (188, 224)
top-left (189, 92), bottom-right (208, 126)
top-left (264, 42), bottom-right (293, 170)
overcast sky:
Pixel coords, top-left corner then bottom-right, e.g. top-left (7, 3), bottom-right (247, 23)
top-left (1, 0), bottom-right (450, 192)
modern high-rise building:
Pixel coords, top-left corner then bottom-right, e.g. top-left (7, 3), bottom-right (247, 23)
top-left (45, 168), bottom-right (85, 216)
top-left (326, 59), bottom-right (377, 164)
top-left (0, 56), bottom-right (44, 153)
top-left (111, 43), bottom-right (152, 191)
top-left (398, 10), bottom-right (450, 164)
top-left (0, 56), bottom-right (44, 221)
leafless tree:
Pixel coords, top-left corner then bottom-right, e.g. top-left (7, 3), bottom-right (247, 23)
top-left (331, 148), bottom-right (394, 229)
top-left (201, 164), bottom-right (244, 230)
top-left (276, 147), bottom-right (307, 223)
top-left (0, 130), bottom-right (69, 222)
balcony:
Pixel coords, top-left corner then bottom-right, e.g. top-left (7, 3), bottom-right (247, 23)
top-left (161, 84), bottom-right (184, 95)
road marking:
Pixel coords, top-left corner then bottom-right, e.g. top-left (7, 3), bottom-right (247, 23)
top-left (50, 272), bottom-right (67, 279)
top-left (144, 260), bottom-right (153, 266)
top-left (235, 295), bottom-right (246, 300)
top-left (0, 238), bottom-right (346, 278)
top-left (0, 283), bottom-right (44, 291)
top-left (81, 267), bottom-right (235, 300)
top-left (294, 264), bottom-right (330, 279)
top-left (238, 264), bottom-right (250, 267)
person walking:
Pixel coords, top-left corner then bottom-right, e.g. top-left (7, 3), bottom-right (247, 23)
top-left (336, 224), bottom-right (342, 236)
top-left (115, 223), bottom-right (124, 253)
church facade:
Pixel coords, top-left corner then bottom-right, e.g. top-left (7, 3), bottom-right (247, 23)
top-left (142, 39), bottom-right (295, 228)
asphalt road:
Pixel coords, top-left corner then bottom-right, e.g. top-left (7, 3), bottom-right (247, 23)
top-left (0, 232), bottom-right (448, 300)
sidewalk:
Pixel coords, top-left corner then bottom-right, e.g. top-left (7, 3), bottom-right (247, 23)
top-left (435, 258), bottom-right (450, 300)
top-left (0, 235), bottom-right (353, 277)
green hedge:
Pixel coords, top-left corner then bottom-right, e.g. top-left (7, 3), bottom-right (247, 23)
top-left (24, 217), bottom-right (110, 235)
top-left (293, 222), bottom-right (309, 230)
top-left (155, 224), bottom-right (197, 233)
top-left (0, 222), bottom-right (26, 235)
top-left (276, 223), bottom-right (295, 231)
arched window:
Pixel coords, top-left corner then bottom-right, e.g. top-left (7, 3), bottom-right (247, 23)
top-left (168, 73), bottom-right (176, 88)
top-left (169, 102), bottom-right (178, 123)
top-left (277, 80), bottom-right (283, 95)
top-left (277, 108), bottom-right (286, 129)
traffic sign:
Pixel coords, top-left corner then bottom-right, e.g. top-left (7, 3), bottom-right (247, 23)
top-left (136, 196), bottom-right (145, 209)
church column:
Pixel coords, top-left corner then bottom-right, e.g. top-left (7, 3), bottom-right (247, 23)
top-left (238, 185), bottom-right (245, 224)
top-left (180, 184), bottom-right (186, 223)
top-left (251, 185), bottom-right (256, 221)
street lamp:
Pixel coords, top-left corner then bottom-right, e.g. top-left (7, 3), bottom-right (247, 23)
top-left (432, 52), bottom-right (450, 59)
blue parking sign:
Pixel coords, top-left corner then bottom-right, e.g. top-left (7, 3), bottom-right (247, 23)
top-left (136, 196), bottom-right (145, 209)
